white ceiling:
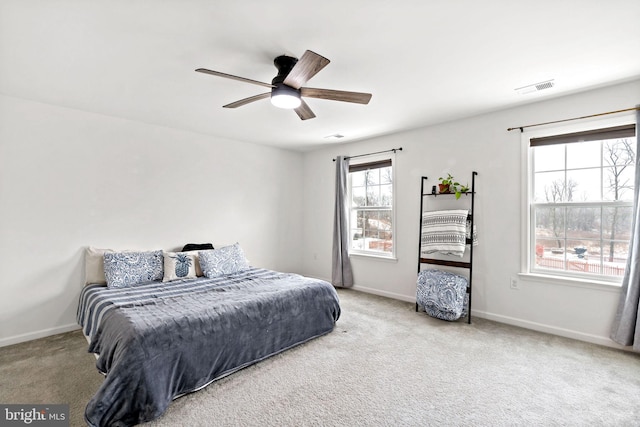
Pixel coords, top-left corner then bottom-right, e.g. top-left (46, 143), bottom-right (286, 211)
top-left (1, 1), bottom-right (639, 151)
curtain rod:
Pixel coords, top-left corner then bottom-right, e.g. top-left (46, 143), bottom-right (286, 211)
top-left (332, 147), bottom-right (402, 162)
top-left (507, 106), bottom-right (640, 133)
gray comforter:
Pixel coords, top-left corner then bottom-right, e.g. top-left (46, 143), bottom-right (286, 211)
top-left (77, 268), bottom-right (341, 426)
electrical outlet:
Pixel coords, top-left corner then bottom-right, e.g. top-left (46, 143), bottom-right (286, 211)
top-left (510, 277), bottom-right (519, 290)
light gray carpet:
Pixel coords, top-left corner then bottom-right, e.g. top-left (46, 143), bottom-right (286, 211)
top-left (1, 289), bottom-right (639, 426)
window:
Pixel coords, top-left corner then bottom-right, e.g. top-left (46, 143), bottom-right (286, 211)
top-left (527, 123), bottom-right (636, 281)
top-left (348, 157), bottom-right (395, 257)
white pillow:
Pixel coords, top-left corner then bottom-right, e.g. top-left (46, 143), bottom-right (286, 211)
top-left (84, 247), bottom-right (110, 285)
top-left (163, 251), bottom-right (198, 282)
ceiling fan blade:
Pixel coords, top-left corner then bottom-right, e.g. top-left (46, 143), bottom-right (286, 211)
top-left (294, 100), bottom-right (316, 120)
top-left (301, 87), bottom-right (372, 104)
top-left (283, 50), bottom-right (330, 89)
top-left (195, 68), bottom-right (274, 89)
top-left (223, 92), bottom-right (271, 108)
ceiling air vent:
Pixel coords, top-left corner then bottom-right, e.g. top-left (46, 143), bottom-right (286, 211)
top-left (515, 79), bottom-right (555, 95)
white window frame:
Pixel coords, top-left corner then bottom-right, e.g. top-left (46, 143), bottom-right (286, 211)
top-left (520, 114), bottom-right (636, 286)
top-left (348, 153), bottom-right (397, 259)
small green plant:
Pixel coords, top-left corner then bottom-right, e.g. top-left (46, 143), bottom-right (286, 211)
top-left (438, 174), bottom-right (470, 199)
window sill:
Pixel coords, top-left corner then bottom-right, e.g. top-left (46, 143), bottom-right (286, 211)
top-left (349, 253), bottom-right (398, 263)
top-left (518, 272), bottom-right (622, 292)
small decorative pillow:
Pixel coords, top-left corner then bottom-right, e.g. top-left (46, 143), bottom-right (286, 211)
top-left (163, 251), bottom-right (197, 282)
top-left (103, 250), bottom-right (164, 289)
top-left (198, 243), bottom-right (250, 278)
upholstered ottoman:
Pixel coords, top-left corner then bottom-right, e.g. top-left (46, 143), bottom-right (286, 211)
top-left (416, 269), bottom-right (468, 321)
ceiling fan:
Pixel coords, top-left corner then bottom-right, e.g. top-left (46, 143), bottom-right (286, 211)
top-left (195, 50), bottom-right (372, 120)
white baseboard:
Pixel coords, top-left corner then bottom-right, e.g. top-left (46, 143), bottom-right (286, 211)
top-left (300, 274), bottom-right (415, 304)
top-left (351, 285), bottom-right (415, 303)
top-left (471, 309), bottom-right (626, 350)
top-left (0, 324), bottom-right (80, 348)
top-left (348, 285), bottom-right (626, 350)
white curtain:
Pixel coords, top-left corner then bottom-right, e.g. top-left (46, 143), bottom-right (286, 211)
top-left (332, 156), bottom-right (353, 287)
top-left (611, 105), bottom-right (640, 350)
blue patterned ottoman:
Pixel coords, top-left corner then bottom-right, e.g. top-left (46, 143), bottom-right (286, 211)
top-left (417, 269), bottom-right (468, 321)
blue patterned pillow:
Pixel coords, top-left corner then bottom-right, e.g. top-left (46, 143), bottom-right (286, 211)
top-left (103, 250), bottom-right (164, 289)
top-left (198, 243), bottom-right (249, 278)
top-left (416, 269), bottom-right (468, 321)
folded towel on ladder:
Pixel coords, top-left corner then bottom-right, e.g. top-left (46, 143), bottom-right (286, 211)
top-left (421, 209), bottom-right (477, 258)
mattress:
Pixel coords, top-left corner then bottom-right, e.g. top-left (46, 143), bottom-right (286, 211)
top-left (77, 267), bottom-right (341, 426)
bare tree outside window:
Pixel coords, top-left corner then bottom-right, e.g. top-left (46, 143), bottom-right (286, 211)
top-left (604, 138), bottom-right (635, 262)
top-left (542, 179), bottom-right (578, 248)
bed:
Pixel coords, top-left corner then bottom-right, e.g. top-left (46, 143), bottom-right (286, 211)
top-left (77, 245), bottom-right (340, 426)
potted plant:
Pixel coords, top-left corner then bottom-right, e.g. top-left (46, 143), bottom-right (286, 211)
top-left (438, 173), bottom-right (457, 194)
top-left (439, 174), bottom-right (470, 199)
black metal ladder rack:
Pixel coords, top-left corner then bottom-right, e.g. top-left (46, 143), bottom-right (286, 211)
top-left (416, 171), bottom-right (478, 324)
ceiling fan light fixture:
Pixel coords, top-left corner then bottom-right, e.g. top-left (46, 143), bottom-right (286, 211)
top-left (196, 49), bottom-right (371, 119)
top-left (271, 84), bottom-right (301, 109)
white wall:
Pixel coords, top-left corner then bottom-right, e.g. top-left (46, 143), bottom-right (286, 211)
top-left (0, 94), bottom-right (304, 346)
top-left (2, 80), bottom-right (638, 349)
top-left (301, 79), bottom-right (640, 347)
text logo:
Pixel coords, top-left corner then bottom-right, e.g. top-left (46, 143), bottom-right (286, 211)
top-left (0, 405), bottom-right (69, 427)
